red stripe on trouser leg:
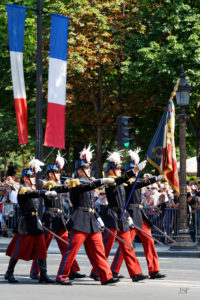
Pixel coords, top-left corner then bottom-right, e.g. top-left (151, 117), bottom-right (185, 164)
top-left (14, 98), bottom-right (28, 144)
top-left (55, 228), bottom-right (80, 275)
top-left (111, 221), bottom-right (160, 275)
top-left (111, 247), bottom-right (124, 274)
top-left (6, 233), bottom-right (46, 261)
top-left (44, 102), bottom-right (65, 149)
top-left (56, 230), bottom-right (112, 284)
top-left (30, 228), bottom-right (80, 276)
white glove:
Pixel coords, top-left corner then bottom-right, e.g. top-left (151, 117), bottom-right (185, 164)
top-left (45, 191), bottom-right (57, 197)
top-left (127, 216), bottom-right (134, 227)
top-left (101, 178), bottom-right (115, 184)
top-left (97, 217), bottom-right (105, 229)
top-left (157, 175), bottom-right (164, 181)
top-left (138, 160), bottom-right (147, 171)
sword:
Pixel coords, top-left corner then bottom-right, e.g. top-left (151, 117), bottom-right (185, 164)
top-left (42, 225), bottom-right (69, 245)
top-left (103, 226), bottom-right (135, 251)
top-left (131, 223), bottom-right (164, 246)
top-left (152, 224), bottom-right (176, 244)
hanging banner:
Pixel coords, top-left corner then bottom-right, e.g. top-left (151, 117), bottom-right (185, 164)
top-left (44, 14), bottom-right (69, 149)
top-left (7, 4), bottom-right (28, 145)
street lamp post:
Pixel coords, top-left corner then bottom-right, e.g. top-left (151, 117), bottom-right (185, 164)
top-left (170, 71), bottom-right (198, 250)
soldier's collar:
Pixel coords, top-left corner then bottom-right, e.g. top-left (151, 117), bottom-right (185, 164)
top-left (78, 176), bottom-right (90, 183)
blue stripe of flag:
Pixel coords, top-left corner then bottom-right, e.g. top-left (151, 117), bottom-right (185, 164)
top-left (146, 104), bottom-right (168, 167)
top-left (50, 14), bottom-right (69, 61)
top-left (6, 4), bottom-right (26, 53)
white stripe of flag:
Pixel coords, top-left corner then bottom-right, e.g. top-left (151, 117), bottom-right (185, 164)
top-left (44, 14), bottom-right (69, 149)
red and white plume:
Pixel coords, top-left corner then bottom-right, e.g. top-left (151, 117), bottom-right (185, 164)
top-left (56, 151), bottom-right (65, 170)
top-left (128, 148), bottom-right (141, 164)
top-left (107, 150), bottom-right (123, 167)
top-left (29, 158), bottom-right (44, 174)
top-left (80, 144), bottom-right (94, 164)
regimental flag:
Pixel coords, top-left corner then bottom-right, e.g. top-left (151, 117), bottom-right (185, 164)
top-left (44, 14), bottom-right (69, 149)
top-left (6, 4), bottom-right (28, 145)
top-left (146, 100), bottom-right (180, 194)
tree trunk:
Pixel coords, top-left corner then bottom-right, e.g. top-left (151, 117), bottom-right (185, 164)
top-left (3, 156), bottom-right (7, 178)
top-left (197, 138), bottom-right (200, 178)
top-left (95, 65), bottom-right (104, 178)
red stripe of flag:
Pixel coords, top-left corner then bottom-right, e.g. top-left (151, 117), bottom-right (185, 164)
top-left (14, 98), bottom-right (28, 144)
top-left (44, 103), bottom-right (66, 149)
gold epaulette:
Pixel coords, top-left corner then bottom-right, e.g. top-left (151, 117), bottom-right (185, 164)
top-left (43, 181), bottom-right (58, 190)
top-left (69, 179), bottom-right (81, 189)
top-left (128, 178), bottom-right (135, 184)
top-left (19, 186), bottom-right (32, 195)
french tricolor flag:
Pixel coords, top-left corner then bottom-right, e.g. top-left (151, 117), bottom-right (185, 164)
top-left (44, 14), bottom-right (69, 149)
top-left (7, 4), bottom-right (28, 145)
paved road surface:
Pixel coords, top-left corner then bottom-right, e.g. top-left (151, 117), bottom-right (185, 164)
top-left (1, 251), bottom-right (200, 300)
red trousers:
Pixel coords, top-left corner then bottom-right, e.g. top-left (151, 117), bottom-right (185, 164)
top-left (91, 228), bottom-right (142, 278)
top-left (6, 233), bottom-right (46, 261)
top-left (56, 230), bottom-right (112, 284)
top-left (30, 228), bottom-right (80, 277)
top-left (111, 221), bottom-right (160, 275)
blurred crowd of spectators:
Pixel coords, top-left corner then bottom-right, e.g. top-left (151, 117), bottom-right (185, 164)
top-left (0, 162), bottom-right (19, 237)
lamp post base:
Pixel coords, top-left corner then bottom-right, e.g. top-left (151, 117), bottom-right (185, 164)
top-left (170, 230), bottom-right (199, 250)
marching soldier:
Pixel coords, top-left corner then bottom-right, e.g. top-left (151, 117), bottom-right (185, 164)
top-left (5, 159), bottom-right (54, 284)
top-left (90, 151), bottom-right (148, 282)
top-left (54, 145), bottom-right (119, 285)
top-left (111, 149), bottom-right (166, 279)
top-left (30, 153), bottom-right (85, 281)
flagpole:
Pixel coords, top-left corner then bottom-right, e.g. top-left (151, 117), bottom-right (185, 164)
top-left (120, 80), bottom-right (181, 220)
top-left (36, 0), bottom-right (43, 189)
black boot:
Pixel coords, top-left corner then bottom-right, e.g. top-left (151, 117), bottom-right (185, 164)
top-left (38, 259), bottom-right (54, 284)
top-left (149, 272), bottom-right (166, 279)
top-left (132, 273), bottom-right (149, 282)
top-left (69, 272), bottom-right (86, 280)
top-left (5, 258), bottom-right (18, 283)
top-left (90, 273), bottom-right (100, 281)
top-left (102, 278), bottom-right (120, 285)
top-left (112, 272), bottom-right (124, 279)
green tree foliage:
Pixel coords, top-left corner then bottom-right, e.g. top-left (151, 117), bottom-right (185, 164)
top-left (0, 0), bottom-right (200, 175)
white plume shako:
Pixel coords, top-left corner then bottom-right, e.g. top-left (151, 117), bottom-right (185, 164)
top-left (107, 150), bottom-right (123, 167)
top-left (56, 151), bottom-right (65, 170)
top-left (128, 148), bottom-right (141, 165)
top-left (29, 158), bottom-right (44, 174)
top-left (80, 144), bottom-right (94, 164)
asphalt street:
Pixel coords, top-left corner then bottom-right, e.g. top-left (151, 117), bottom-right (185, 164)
top-left (1, 247), bottom-right (200, 300)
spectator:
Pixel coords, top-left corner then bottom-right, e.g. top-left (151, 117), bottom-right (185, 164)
top-left (94, 189), bottom-right (108, 214)
top-left (151, 183), bottom-right (160, 206)
top-left (6, 162), bottom-right (16, 177)
top-left (141, 188), bottom-right (154, 222)
top-left (154, 194), bottom-right (166, 232)
top-left (163, 200), bottom-right (174, 243)
top-left (143, 173), bottom-right (152, 180)
top-left (1, 184), bottom-right (18, 237)
top-left (0, 187), bottom-right (5, 235)
top-left (187, 192), bottom-right (198, 242)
